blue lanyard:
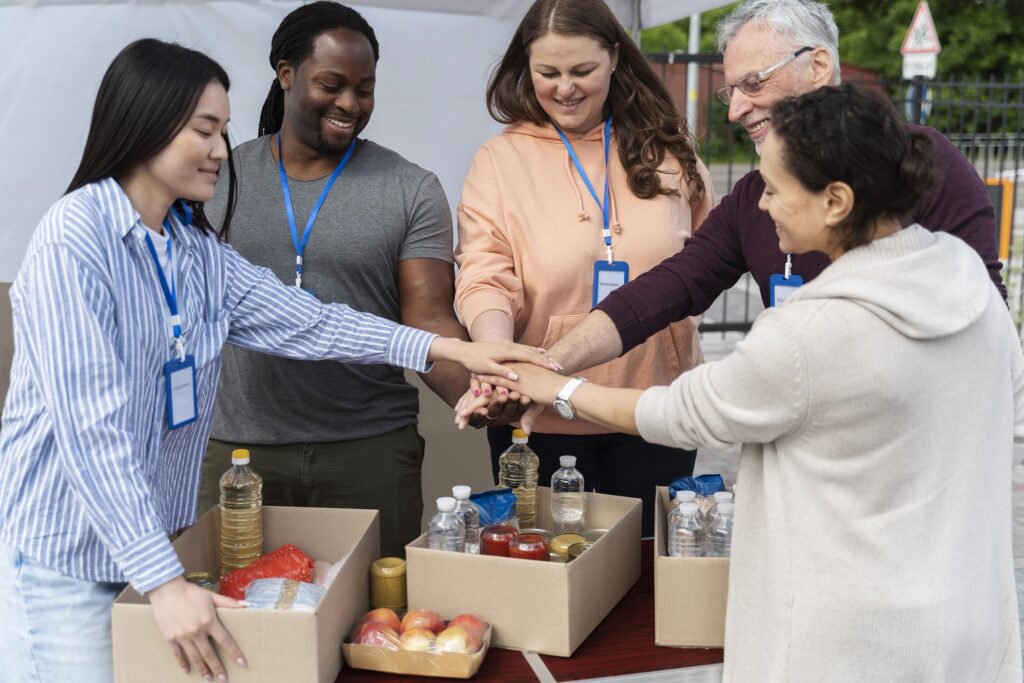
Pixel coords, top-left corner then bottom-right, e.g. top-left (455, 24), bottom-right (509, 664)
top-left (277, 133), bottom-right (356, 288)
top-left (143, 219), bottom-right (185, 361)
top-left (555, 116), bottom-right (613, 263)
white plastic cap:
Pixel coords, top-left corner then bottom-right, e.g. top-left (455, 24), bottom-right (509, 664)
top-left (437, 497), bottom-right (457, 512)
top-left (675, 491), bottom-right (696, 504)
top-left (452, 485), bottom-right (471, 500)
top-left (559, 455), bottom-right (577, 468)
top-left (714, 491), bottom-right (734, 503)
top-left (717, 502), bottom-right (735, 516)
top-left (679, 502), bottom-right (699, 516)
top-left (512, 428), bottom-right (529, 444)
top-left (231, 449), bottom-right (250, 465)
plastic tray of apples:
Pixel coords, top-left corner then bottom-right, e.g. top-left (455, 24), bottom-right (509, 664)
top-left (341, 607), bottom-right (491, 678)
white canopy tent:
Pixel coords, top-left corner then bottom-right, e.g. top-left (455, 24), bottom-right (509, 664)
top-left (0, 0), bottom-right (730, 281)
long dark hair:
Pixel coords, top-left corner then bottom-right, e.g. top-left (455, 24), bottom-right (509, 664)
top-left (258, 1), bottom-right (379, 137)
top-left (67, 38), bottom-right (236, 239)
top-left (771, 84), bottom-right (938, 254)
top-left (487, 0), bottom-right (705, 204)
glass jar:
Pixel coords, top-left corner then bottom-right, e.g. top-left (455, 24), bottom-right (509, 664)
top-left (370, 557), bottom-right (407, 609)
top-left (480, 524), bottom-right (518, 556)
top-left (508, 533), bottom-right (550, 561)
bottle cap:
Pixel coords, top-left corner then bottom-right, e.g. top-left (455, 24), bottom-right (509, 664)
top-left (231, 448), bottom-right (250, 465)
top-left (679, 502), bottom-right (699, 516)
top-left (437, 497), bottom-right (457, 512)
top-left (714, 491), bottom-right (733, 503)
top-left (675, 490), bottom-right (696, 503)
top-left (717, 502), bottom-right (735, 515)
top-left (511, 428), bottom-right (528, 444)
top-left (452, 485), bottom-right (471, 500)
top-left (559, 455), bottom-right (577, 468)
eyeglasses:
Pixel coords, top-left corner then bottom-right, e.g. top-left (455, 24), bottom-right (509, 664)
top-left (716, 46), bottom-right (814, 105)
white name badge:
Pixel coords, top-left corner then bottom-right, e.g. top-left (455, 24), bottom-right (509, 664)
top-left (164, 355), bottom-right (197, 429)
top-left (593, 260), bottom-right (629, 307)
top-left (769, 273), bottom-right (804, 308)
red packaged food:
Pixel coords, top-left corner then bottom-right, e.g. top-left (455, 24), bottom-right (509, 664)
top-left (219, 544), bottom-right (315, 600)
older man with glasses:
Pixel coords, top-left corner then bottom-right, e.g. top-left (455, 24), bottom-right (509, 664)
top-left (510, 0), bottom-right (1003, 404)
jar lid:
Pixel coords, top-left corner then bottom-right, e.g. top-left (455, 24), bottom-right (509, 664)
top-left (550, 533), bottom-right (585, 556)
top-left (370, 557), bottom-right (407, 578)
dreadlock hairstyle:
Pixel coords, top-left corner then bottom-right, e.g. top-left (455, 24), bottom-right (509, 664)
top-left (258, 1), bottom-right (379, 137)
top-left (68, 38), bottom-right (236, 239)
top-left (488, 0), bottom-right (705, 204)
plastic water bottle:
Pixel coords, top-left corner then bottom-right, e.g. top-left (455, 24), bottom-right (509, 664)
top-left (551, 455), bottom-right (586, 533)
top-left (704, 491), bottom-right (734, 528)
top-left (452, 485), bottom-right (480, 554)
top-left (667, 490), bottom-right (697, 528)
top-left (498, 429), bottom-right (540, 527)
top-left (705, 502), bottom-right (735, 557)
top-left (219, 448), bottom-right (263, 577)
top-left (667, 502), bottom-right (704, 557)
top-left (427, 497), bottom-right (465, 552)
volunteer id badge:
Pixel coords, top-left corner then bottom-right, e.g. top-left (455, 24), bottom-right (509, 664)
top-left (769, 273), bottom-right (804, 307)
top-left (164, 355), bottom-right (197, 429)
top-left (593, 261), bottom-right (629, 307)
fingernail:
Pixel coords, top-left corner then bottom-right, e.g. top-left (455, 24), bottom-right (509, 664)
top-left (236, 658), bottom-right (247, 668)
top-left (203, 676), bottom-right (212, 682)
top-left (548, 360), bottom-right (564, 372)
top-left (484, 388), bottom-right (491, 396)
top-left (473, 389), bottom-right (480, 397)
top-left (238, 600), bottom-right (250, 608)
top-left (218, 675), bottom-right (227, 682)
top-left (500, 388), bottom-right (508, 397)
top-left (536, 347), bottom-right (546, 352)
top-left (508, 372), bottom-right (519, 381)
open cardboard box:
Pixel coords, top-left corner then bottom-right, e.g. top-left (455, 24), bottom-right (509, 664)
top-left (342, 622), bottom-right (492, 678)
top-left (653, 486), bottom-right (729, 648)
top-left (406, 487), bottom-right (641, 657)
top-left (113, 505), bottom-right (379, 682)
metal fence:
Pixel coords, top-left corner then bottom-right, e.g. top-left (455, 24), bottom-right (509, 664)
top-left (647, 52), bottom-right (1024, 336)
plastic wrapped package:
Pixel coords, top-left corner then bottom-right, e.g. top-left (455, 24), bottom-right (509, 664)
top-left (219, 543), bottom-right (315, 600)
top-left (342, 608), bottom-right (491, 678)
top-left (470, 487), bottom-right (518, 527)
top-left (244, 578), bottom-right (325, 611)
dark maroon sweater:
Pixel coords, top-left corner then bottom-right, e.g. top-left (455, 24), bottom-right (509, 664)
top-left (598, 126), bottom-right (1005, 353)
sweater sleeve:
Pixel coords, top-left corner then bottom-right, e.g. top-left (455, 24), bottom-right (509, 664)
top-left (634, 311), bottom-right (808, 450)
top-left (597, 172), bottom-right (753, 353)
top-left (913, 126), bottom-right (1005, 299)
top-left (454, 145), bottom-right (524, 331)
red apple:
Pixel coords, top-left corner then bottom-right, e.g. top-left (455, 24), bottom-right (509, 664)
top-left (400, 609), bottom-right (445, 635)
top-left (360, 607), bottom-right (402, 633)
top-left (446, 614), bottom-right (488, 640)
top-left (434, 625), bottom-right (480, 654)
top-left (399, 627), bottom-right (436, 652)
top-left (351, 621), bottom-right (400, 650)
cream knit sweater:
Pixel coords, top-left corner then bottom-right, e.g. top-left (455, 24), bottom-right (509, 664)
top-left (637, 226), bottom-right (1024, 682)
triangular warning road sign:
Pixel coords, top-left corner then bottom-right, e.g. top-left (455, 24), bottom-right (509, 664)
top-left (901, 1), bottom-right (941, 55)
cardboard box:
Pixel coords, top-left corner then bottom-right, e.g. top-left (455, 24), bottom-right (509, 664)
top-left (113, 505), bottom-right (379, 683)
top-left (342, 624), bottom-right (492, 678)
top-left (653, 486), bottom-right (729, 648)
top-left (406, 487), bottom-right (641, 656)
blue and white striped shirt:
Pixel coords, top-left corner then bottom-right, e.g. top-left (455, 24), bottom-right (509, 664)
top-left (0, 178), bottom-right (436, 594)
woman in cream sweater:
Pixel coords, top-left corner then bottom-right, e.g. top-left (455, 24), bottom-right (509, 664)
top-left (467, 84), bottom-right (1024, 681)
top-left (454, 0), bottom-right (713, 536)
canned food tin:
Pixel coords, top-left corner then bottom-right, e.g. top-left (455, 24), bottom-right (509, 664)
top-left (550, 533), bottom-right (585, 558)
top-left (185, 571), bottom-right (218, 591)
top-left (581, 528), bottom-right (608, 543)
top-left (549, 552), bottom-right (567, 563)
top-left (566, 541), bottom-right (594, 561)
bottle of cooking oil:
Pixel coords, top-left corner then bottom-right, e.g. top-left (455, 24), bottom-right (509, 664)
top-left (219, 448), bottom-right (263, 577)
top-left (497, 429), bottom-right (539, 527)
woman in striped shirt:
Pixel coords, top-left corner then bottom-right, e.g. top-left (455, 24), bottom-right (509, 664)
top-left (0, 39), bottom-right (546, 683)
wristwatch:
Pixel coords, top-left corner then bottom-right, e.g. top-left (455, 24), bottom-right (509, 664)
top-left (553, 377), bottom-right (588, 420)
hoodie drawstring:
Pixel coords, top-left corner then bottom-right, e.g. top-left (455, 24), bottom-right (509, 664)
top-left (564, 150), bottom-right (589, 223)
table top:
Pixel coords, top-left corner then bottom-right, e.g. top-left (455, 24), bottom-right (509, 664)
top-left (338, 540), bottom-right (724, 682)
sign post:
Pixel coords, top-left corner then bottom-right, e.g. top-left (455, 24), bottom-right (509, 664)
top-left (901, 1), bottom-right (941, 125)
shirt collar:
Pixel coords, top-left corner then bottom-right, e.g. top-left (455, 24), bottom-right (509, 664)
top-left (95, 177), bottom-right (196, 254)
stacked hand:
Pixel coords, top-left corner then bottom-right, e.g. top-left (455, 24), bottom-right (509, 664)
top-left (455, 360), bottom-right (568, 432)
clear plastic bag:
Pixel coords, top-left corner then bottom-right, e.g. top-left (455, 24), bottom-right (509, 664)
top-left (244, 578), bottom-right (324, 611)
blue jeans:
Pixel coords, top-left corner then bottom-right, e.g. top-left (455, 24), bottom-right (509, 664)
top-left (0, 540), bottom-right (126, 683)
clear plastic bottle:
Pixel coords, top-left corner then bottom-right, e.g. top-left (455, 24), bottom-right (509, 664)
top-left (666, 490), bottom-right (697, 529)
top-left (497, 429), bottom-right (540, 527)
top-left (551, 455), bottom-right (586, 534)
top-left (427, 497), bottom-right (465, 552)
top-left (219, 448), bottom-right (263, 577)
top-left (667, 502), bottom-right (704, 557)
top-left (705, 502), bottom-right (735, 557)
top-left (704, 491), bottom-right (735, 528)
top-left (451, 485), bottom-right (480, 554)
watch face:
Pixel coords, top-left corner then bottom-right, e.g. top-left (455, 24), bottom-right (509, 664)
top-left (553, 399), bottom-right (574, 420)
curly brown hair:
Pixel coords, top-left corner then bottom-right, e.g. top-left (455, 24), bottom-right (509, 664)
top-left (487, 0), bottom-right (705, 204)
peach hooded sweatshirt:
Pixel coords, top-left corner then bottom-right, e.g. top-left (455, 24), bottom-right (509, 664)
top-left (456, 120), bottom-right (714, 435)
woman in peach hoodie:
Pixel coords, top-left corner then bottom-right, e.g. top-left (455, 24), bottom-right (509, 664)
top-left (454, 0), bottom-right (713, 535)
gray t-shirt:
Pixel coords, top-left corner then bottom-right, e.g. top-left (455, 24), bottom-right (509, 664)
top-left (206, 136), bottom-right (453, 443)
